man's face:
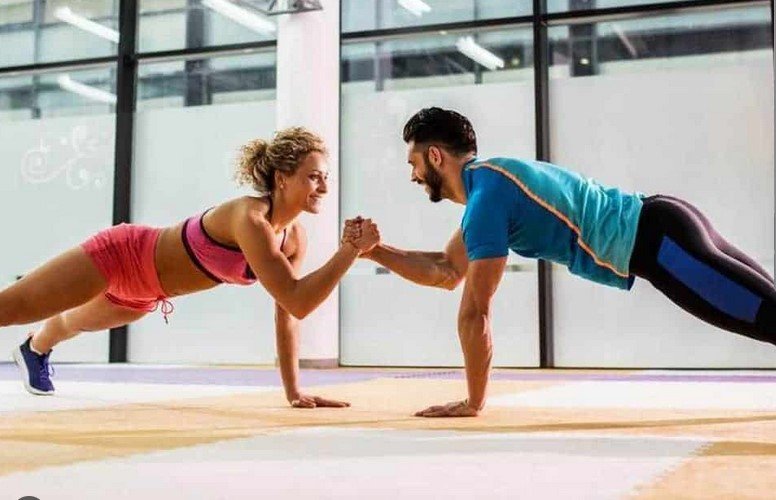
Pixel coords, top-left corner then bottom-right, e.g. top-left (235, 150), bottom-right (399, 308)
top-left (407, 142), bottom-right (445, 203)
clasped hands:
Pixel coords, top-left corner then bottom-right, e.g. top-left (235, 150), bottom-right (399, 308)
top-left (341, 216), bottom-right (380, 255)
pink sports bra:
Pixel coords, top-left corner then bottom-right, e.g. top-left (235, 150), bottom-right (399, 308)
top-left (181, 206), bottom-right (287, 286)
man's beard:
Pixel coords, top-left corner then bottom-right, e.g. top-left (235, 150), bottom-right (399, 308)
top-left (423, 154), bottom-right (444, 203)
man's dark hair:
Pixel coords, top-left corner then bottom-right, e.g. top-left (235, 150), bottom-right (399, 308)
top-left (402, 107), bottom-right (477, 155)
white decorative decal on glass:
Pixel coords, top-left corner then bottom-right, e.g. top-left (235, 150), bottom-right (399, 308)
top-left (21, 125), bottom-right (111, 190)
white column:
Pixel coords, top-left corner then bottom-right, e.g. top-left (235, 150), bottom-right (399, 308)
top-left (276, 0), bottom-right (341, 367)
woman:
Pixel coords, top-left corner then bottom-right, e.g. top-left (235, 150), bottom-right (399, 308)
top-left (0, 127), bottom-right (379, 409)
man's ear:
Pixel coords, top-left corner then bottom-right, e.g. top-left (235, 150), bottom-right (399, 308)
top-left (428, 145), bottom-right (443, 168)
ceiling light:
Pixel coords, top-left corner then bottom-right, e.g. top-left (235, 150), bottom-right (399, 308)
top-left (202, 0), bottom-right (276, 35)
top-left (54, 7), bottom-right (119, 43)
top-left (398, 0), bottom-right (431, 17)
top-left (456, 36), bottom-right (504, 71)
top-left (57, 75), bottom-right (117, 105)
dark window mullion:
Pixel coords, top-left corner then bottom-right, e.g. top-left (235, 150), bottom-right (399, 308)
top-left (109, 0), bottom-right (138, 363)
top-left (534, 0), bottom-right (554, 368)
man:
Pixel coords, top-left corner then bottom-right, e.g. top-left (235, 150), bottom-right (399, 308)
top-left (345, 107), bottom-right (776, 418)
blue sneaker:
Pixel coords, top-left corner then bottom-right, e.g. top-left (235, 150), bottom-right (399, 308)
top-left (12, 337), bottom-right (55, 395)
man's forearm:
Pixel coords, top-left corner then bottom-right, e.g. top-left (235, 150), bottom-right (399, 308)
top-left (458, 311), bottom-right (493, 410)
top-left (364, 243), bottom-right (460, 290)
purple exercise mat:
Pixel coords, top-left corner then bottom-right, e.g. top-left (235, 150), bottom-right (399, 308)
top-left (1, 363), bottom-right (775, 386)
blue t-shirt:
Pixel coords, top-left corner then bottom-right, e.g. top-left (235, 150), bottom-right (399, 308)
top-left (461, 157), bottom-right (643, 290)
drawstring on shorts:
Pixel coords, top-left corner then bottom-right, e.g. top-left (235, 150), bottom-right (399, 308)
top-left (152, 299), bottom-right (175, 324)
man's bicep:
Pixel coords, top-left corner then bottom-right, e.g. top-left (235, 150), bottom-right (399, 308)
top-left (444, 229), bottom-right (469, 280)
top-left (463, 257), bottom-right (507, 313)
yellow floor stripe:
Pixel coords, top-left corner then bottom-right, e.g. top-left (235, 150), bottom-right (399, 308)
top-left (1, 375), bottom-right (775, 500)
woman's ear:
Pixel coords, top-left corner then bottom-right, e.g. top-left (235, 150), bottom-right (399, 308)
top-left (274, 170), bottom-right (287, 190)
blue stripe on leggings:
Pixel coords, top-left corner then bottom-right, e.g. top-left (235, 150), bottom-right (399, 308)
top-left (657, 236), bottom-right (762, 323)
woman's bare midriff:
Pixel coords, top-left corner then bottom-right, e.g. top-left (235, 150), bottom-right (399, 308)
top-left (154, 222), bottom-right (219, 298)
top-left (151, 198), bottom-right (291, 298)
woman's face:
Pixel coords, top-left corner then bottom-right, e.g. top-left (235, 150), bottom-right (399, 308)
top-left (282, 151), bottom-right (330, 214)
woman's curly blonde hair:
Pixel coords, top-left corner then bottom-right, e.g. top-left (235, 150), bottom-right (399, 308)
top-left (235, 127), bottom-right (328, 194)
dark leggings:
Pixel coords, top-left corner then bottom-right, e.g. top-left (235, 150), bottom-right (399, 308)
top-left (629, 195), bottom-right (776, 345)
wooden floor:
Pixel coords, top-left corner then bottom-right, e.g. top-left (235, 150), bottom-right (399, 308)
top-left (1, 365), bottom-right (775, 499)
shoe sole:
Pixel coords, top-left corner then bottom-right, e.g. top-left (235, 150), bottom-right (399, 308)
top-left (12, 346), bottom-right (54, 396)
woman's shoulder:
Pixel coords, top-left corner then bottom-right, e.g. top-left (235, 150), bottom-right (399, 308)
top-left (289, 219), bottom-right (306, 238)
top-left (204, 197), bottom-right (273, 241)
top-left (238, 194), bottom-right (271, 209)
top-left (229, 195), bottom-right (272, 222)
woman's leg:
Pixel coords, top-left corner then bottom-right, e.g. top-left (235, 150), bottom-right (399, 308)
top-left (0, 247), bottom-right (107, 328)
top-left (630, 196), bottom-right (776, 345)
top-left (5, 224), bottom-right (162, 395)
top-left (14, 294), bottom-right (149, 395)
top-left (32, 294), bottom-right (149, 353)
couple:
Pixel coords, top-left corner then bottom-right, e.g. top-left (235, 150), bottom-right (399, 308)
top-left (2, 108), bottom-right (774, 417)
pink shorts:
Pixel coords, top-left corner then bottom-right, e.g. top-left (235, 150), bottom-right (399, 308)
top-left (81, 223), bottom-right (170, 315)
